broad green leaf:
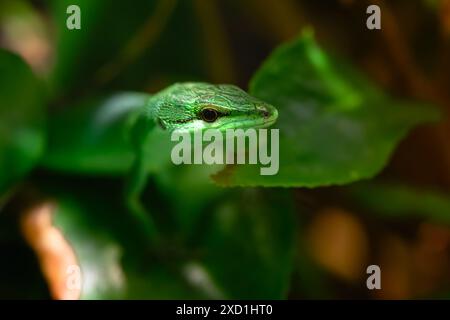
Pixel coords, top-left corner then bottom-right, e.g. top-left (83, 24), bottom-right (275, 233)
top-left (154, 166), bottom-right (297, 299)
top-left (154, 164), bottom-right (227, 236)
top-left (41, 92), bottom-right (175, 174)
top-left (0, 50), bottom-right (45, 196)
top-left (41, 176), bottom-right (207, 299)
top-left (214, 31), bottom-right (440, 187)
top-left (41, 93), bottom-right (146, 174)
top-left (151, 161), bottom-right (298, 299)
top-left (348, 182), bottom-right (450, 224)
top-left (35, 173), bottom-right (296, 299)
top-left (151, 160), bottom-right (297, 299)
top-left (192, 189), bottom-right (296, 299)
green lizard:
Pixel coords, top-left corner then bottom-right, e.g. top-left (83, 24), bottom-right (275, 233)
top-left (43, 82), bottom-right (278, 241)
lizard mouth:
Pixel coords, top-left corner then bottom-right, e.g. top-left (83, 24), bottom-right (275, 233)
top-left (233, 105), bottom-right (278, 129)
top-left (231, 115), bottom-right (277, 130)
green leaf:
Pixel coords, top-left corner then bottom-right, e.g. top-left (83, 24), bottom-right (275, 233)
top-left (42, 176), bottom-right (207, 299)
top-left (41, 92), bottom-right (177, 175)
top-left (151, 160), bottom-right (297, 299)
top-left (41, 93), bottom-right (146, 174)
top-left (0, 49), bottom-right (45, 196)
top-left (192, 189), bottom-right (297, 299)
top-left (214, 31), bottom-right (440, 187)
top-left (38, 175), bottom-right (296, 299)
top-left (154, 164), bottom-right (227, 236)
top-left (348, 182), bottom-right (450, 224)
top-left (155, 167), bottom-right (297, 299)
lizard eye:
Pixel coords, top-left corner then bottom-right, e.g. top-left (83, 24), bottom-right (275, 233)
top-left (200, 108), bottom-right (219, 123)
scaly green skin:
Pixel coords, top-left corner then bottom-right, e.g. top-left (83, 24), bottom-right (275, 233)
top-left (146, 82), bottom-right (277, 132)
top-left (126, 82), bottom-right (278, 240)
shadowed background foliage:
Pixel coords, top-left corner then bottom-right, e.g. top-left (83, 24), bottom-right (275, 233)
top-left (0, 0), bottom-right (449, 299)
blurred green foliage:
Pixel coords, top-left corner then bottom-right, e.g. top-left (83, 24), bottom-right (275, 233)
top-left (0, 0), bottom-right (448, 300)
top-left (49, 0), bottom-right (207, 95)
top-left (38, 174), bottom-right (295, 299)
top-left (0, 50), bottom-right (45, 198)
top-left (349, 182), bottom-right (450, 225)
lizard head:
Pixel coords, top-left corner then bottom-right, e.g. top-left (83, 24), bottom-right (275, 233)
top-left (147, 82), bottom-right (278, 132)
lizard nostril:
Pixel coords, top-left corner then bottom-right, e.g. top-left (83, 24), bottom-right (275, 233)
top-left (257, 105), bottom-right (271, 118)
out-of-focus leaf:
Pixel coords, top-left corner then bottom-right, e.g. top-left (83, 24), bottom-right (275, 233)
top-left (348, 182), bottom-right (450, 224)
top-left (153, 167), bottom-right (297, 299)
top-left (214, 31), bottom-right (440, 187)
top-left (154, 164), bottom-right (227, 236)
top-left (41, 92), bottom-right (176, 175)
top-left (49, 0), bottom-right (207, 96)
top-left (0, 49), bottom-right (45, 196)
top-left (41, 93), bottom-right (146, 174)
top-left (36, 174), bottom-right (297, 299)
top-left (41, 176), bottom-right (207, 299)
top-left (191, 189), bottom-right (297, 299)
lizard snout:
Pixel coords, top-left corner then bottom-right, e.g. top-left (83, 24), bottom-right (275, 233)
top-left (256, 104), bottom-right (278, 121)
